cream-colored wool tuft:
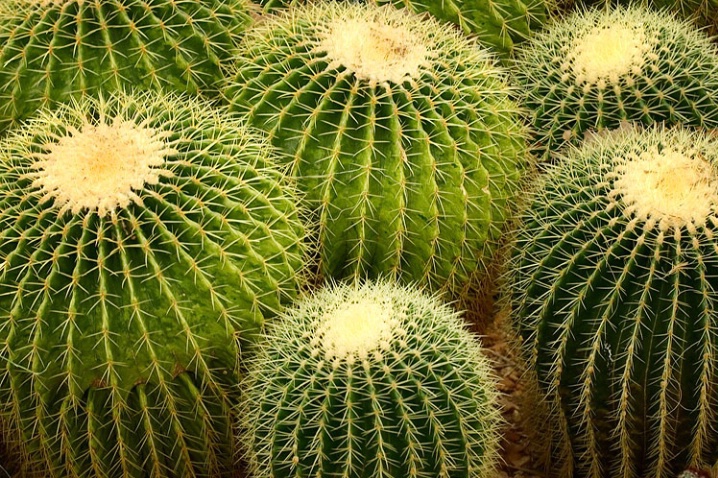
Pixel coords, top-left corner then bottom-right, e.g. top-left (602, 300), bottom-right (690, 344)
top-left (28, 118), bottom-right (175, 216)
top-left (569, 23), bottom-right (650, 87)
top-left (610, 147), bottom-right (718, 231)
top-left (314, 5), bottom-right (434, 85)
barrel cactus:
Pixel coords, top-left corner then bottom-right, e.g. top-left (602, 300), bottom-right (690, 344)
top-left (509, 125), bottom-right (718, 477)
top-left (254, 0), bottom-right (548, 60)
top-left (515, 5), bottom-right (718, 158)
top-left (241, 280), bottom-right (501, 478)
top-left (0, 0), bottom-right (251, 131)
top-left (0, 90), bottom-right (306, 477)
top-left (224, 1), bottom-right (528, 295)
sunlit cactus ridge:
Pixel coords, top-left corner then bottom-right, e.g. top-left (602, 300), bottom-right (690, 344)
top-left (0, 91), bottom-right (306, 478)
top-left (515, 5), bottom-right (718, 158)
top-left (509, 125), bottom-right (718, 478)
top-left (240, 280), bottom-right (502, 478)
top-left (224, 1), bottom-right (528, 295)
top-left (253, 0), bottom-right (548, 60)
top-left (0, 0), bottom-right (251, 131)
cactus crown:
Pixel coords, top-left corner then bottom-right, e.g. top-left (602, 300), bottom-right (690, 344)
top-left (515, 4), bottom-right (718, 156)
top-left (608, 143), bottom-right (718, 231)
top-left (0, 90), bottom-right (307, 477)
top-left (225, 0), bottom-right (527, 294)
top-left (314, 6), bottom-right (434, 85)
top-left (314, 292), bottom-right (398, 361)
top-left (29, 117), bottom-right (176, 216)
top-left (568, 21), bottom-right (651, 87)
top-left (558, 7), bottom-right (665, 91)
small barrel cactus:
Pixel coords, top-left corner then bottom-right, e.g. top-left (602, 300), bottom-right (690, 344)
top-left (509, 125), bottom-right (718, 477)
top-left (254, 0), bottom-right (548, 60)
top-left (224, 1), bottom-right (528, 295)
top-left (0, 91), bottom-right (306, 477)
top-left (515, 5), bottom-right (718, 158)
top-left (0, 0), bottom-right (251, 131)
top-left (240, 280), bottom-right (501, 478)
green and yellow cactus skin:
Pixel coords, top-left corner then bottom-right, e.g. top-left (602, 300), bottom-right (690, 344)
top-left (509, 126), bottom-right (718, 477)
top-left (254, 0), bottom-right (548, 60)
top-left (555, 0), bottom-right (718, 35)
top-left (224, 1), bottom-right (527, 295)
top-left (515, 5), bottom-right (718, 159)
top-left (0, 0), bottom-right (251, 131)
top-left (0, 91), bottom-right (306, 477)
top-left (240, 280), bottom-right (501, 478)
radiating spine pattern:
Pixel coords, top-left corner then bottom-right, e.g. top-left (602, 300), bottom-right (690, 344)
top-left (0, 90), bottom-right (306, 478)
top-left (254, 0), bottom-right (548, 60)
top-left (515, 5), bottom-right (718, 158)
top-left (241, 280), bottom-right (501, 478)
top-left (509, 125), bottom-right (718, 477)
top-left (224, 1), bottom-right (527, 295)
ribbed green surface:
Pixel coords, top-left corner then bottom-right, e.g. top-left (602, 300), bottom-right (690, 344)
top-left (255, 0), bottom-right (548, 59)
top-left (0, 0), bottom-right (251, 131)
top-left (0, 91), bottom-right (306, 478)
top-left (224, 1), bottom-right (527, 294)
top-left (515, 5), bottom-right (718, 158)
top-left (510, 126), bottom-right (718, 477)
top-left (241, 281), bottom-right (501, 478)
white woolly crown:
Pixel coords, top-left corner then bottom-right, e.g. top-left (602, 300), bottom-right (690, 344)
top-left (28, 116), bottom-right (175, 216)
top-left (312, 3), bottom-right (435, 86)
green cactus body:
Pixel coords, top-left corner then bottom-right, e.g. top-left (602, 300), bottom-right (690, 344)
top-left (224, 1), bottom-right (527, 294)
top-left (515, 6), bottom-right (718, 158)
top-left (241, 280), bottom-right (501, 478)
top-left (0, 91), bottom-right (306, 477)
top-left (0, 0), bottom-right (251, 131)
top-left (255, 0), bottom-right (547, 60)
top-left (509, 126), bottom-right (718, 477)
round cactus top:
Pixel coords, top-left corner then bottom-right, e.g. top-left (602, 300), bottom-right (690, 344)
top-left (314, 9), bottom-right (433, 85)
top-left (568, 22), bottom-right (651, 87)
top-left (287, 281), bottom-right (466, 367)
top-left (28, 118), bottom-right (175, 217)
top-left (610, 146), bottom-right (718, 231)
top-left (242, 279), bottom-right (501, 478)
top-left (314, 291), bottom-right (400, 361)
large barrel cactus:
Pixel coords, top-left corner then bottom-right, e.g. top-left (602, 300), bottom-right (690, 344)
top-left (509, 125), bottom-right (718, 477)
top-left (254, 0), bottom-right (548, 60)
top-left (0, 91), bottom-right (306, 477)
top-left (241, 280), bottom-right (501, 478)
top-left (224, 1), bottom-right (528, 295)
top-left (0, 0), bottom-right (251, 131)
top-left (515, 5), bottom-right (718, 158)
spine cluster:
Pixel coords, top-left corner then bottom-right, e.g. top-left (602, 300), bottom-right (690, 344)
top-left (240, 281), bottom-right (502, 478)
top-left (0, 91), bottom-right (305, 477)
top-left (0, 0), bottom-right (251, 130)
top-left (0, 0), bottom-right (717, 476)
top-left (509, 126), bottom-right (718, 478)
top-left (515, 5), bottom-right (718, 158)
top-left (224, 1), bottom-right (527, 295)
